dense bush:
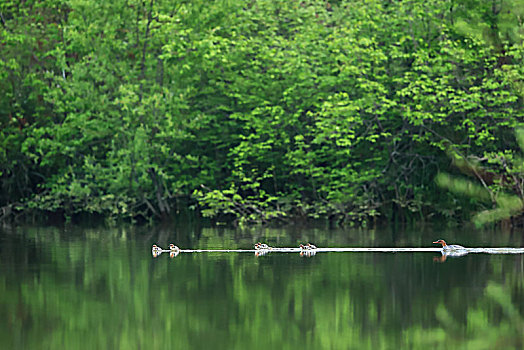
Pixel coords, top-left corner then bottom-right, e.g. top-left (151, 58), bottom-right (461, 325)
top-left (1, 0), bottom-right (522, 225)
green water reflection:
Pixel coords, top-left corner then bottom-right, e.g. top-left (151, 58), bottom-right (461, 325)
top-left (0, 225), bottom-right (523, 349)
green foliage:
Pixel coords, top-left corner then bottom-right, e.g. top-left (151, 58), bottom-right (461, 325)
top-left (437, 128), bottom-right (524, 226)
top-left (0, 0), bottom-right (523, 224)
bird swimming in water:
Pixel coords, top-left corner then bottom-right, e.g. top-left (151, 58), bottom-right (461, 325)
top-left (432, 239), bottom-right (465, 251)
top-left (169, 244), bottom-right (180, 253)
top-left (152, 244), bottom-right (162, 257)
top-left (255, 243), bottom-right (270, 250)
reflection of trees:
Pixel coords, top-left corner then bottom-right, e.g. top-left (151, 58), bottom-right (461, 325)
top-left (405, 282), bottom-right (524, 348)
top-left (0, 226), bottom-right (522, 348)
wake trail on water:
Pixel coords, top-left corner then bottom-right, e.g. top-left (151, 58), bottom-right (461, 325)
top-left (155, 247), bottom-right (524, 254)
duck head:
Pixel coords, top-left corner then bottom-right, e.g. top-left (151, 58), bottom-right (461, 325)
top-left (432, 239), bottom-right (447, 247)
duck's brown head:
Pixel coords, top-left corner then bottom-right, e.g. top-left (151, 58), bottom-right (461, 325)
top-left (432, 239), bottom-right (447, 247)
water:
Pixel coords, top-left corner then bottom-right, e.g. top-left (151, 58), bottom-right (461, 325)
top-left (1, 224), bottom-right (523, 349)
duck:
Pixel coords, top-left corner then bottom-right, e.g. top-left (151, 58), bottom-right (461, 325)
top-left (299, 244), bottom-right (308, 251)
top-left (256, 243), bottom-right (270, 250)
top-left (152, 244), bottom-right (162, 257)
top-left (306, 243), bottom-right (317, 250)
top-left (432, 239), bottom-right (466, 251)
top-left (169, 244), bottom-right (180, 253)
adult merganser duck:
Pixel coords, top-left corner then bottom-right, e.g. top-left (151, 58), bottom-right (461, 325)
top-left (306, 243), bottom-right (317, 250)
top-left (432, 239), bottom-right (465, 251)
top-left (299, 244), bottom-right (308, 251)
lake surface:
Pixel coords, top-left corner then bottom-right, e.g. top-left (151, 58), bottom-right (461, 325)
top-left (1, 223), bottom-right (523, 349)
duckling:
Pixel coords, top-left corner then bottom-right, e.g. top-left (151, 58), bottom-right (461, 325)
top-left (255, 243), bottom-right (270, 250)
top-left (152, 244), bottom-right (162, 257)
top-left (169, 244), bottom-right (180, 253)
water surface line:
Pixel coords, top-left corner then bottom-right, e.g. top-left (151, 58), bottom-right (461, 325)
top-left (160, 247), bottom-right (524, 254)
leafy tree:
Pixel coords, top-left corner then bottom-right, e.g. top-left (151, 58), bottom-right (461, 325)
top-left (0, 0), bottom-right (522, 225)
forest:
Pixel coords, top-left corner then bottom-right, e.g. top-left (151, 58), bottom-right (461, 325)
top-left (1, 0), bottom-right (523, 226)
